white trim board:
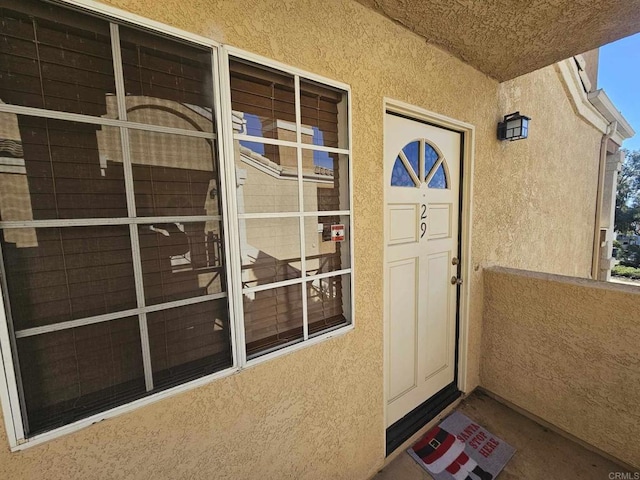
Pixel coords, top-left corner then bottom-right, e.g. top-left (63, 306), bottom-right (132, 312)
top-left (588, 89), bottom-right (635, 143)
top-left (555, 59), bottom-right (634, 146)
top-left (555, 60), bottom-right (609, 134)
top-left (56, 0), bottom-right (220, 47)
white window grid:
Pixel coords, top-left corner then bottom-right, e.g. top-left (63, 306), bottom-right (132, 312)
top-left (0, 0), bottom-right (355, 448)
top-left (0, 19), bottom-right (238, 442)
top-left (220, 49), bottom-right (353, 365)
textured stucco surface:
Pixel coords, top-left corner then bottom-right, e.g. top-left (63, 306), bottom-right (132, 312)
top-left (481, 267), bottom-right (640, 469)
top-left (473, 69), bottom-right (601, 279)
top-left (355, 0), bottom-right (640, 81)
top-left (0, 1), bottom-right (606, 479)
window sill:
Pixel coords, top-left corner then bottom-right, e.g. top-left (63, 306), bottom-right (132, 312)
top-left (8, 322), bottom-right (354, 451)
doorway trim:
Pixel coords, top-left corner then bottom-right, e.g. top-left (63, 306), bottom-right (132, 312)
top-left (382, 98), bottom-right (475, 453)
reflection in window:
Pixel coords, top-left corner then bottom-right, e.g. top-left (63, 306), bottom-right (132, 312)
top-left (120, 26), bottom-right (214, 131)
top-left (234, 144), bottom-right (300, 214)
top-left (0, 116), bottom-right (127, 221)
top-left (402, 141), bottom-right (419, 176)
top-left (1, 226), bottom-right (137, 330)
top-left (0, 0), bottom-right (231, 438)
top-left (128, 130), bottom-right (219, 217)
top-left (304, 215), bottom-right (350, 276)
top-left (391, 157), bottom-right (416, 187)
top-left (148, 300), bottom-right (232, 389)
top-left (428, 164), bottom-right (447, 189)
top-left (16, 316), bottom-right (146, 434)
top-left (0, 0), bottom-right (116, 117)
top-left (243, 283), bottom-right (304, 358)
top-left (240, 217), bottom-right (302, 288)
top-left (391, 139), bottom-right (448, 189)
top-left (0, 0), bottom-right (353, 439)
top-left (425, 142), bottom-right (439, 177)
top-left (138, 221), bottom-right (224, 306)
top-left (308, 274), bottom-right (350, 337)
top-left (300, 79), bottom-right (348, 149)
top-left (303, 152), bottom-right (349, 212)
top-left (231, 57), bottom-right (352, 359)
top-left (229, 59), bottom-right (295, 139)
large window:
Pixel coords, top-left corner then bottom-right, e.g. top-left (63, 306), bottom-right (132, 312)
top-left (0, 0), bottom-right (352, 444)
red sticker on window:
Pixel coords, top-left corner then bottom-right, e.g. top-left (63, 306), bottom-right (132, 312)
top-left (331, 224), bottom-right (345, 242)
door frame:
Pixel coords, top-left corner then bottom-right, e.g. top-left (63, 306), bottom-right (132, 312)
top-left (382, 98), bottom-right (475, 449)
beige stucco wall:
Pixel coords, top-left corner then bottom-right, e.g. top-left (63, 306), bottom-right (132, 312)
top-left (0, 0), bottom-right (605, 479)
top-left (474, 69), bottom-right (601, 278)
top-left (481, 267), bottom-right (640, 468)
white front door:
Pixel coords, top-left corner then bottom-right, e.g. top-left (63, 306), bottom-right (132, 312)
top-left (385, 112), bottom-right (461, 427)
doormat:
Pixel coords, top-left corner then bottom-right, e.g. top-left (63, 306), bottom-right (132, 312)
top-left (408, 412), bottom-right (515, 480)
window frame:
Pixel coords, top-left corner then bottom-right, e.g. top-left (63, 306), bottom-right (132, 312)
top-left (0, 0), bottom-right (354, 450)
top-left (219, 47), bottom-right (354, 368)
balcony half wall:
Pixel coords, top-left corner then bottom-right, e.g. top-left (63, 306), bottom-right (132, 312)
top-left (355, 0), bottom-right (640, 81)
top-left (481, 267), bottom-right (640, 469)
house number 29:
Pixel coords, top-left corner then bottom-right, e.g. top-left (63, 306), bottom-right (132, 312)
top-left (420, 204), bottom-right (427, 238)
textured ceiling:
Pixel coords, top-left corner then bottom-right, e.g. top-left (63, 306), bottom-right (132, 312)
top-left (355, 0), bottom-right (640, 81)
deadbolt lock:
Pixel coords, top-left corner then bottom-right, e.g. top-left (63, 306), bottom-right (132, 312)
top-left (450, 276), bottom-right (463, 285)
top-left (452, 257), bottom-right (459, 265)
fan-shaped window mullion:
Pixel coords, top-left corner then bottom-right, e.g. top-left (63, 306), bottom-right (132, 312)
top-left (391, 157), bottom-right (416, 187)
top-left (398, 150), bottom-right (420, 186)
top-left (426, 157), bottom-right (449, 189)
top-left (419, 139), bottom-right (425, 180)
top-left (425, 157), bottom-right (444, 184)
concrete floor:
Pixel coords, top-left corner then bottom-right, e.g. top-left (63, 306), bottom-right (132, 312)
top-left (375, 391), bottom-right (632, 480)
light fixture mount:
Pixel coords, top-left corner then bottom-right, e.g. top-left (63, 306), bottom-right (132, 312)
top-left (497, 112), bottom-right (531, 141)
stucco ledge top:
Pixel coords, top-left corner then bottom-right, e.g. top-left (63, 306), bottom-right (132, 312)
top-left (485, 266), bottom-right (640, 296)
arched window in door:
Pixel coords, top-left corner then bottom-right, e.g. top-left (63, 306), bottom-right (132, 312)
top-left (391, 139), bottom-right (449, 189)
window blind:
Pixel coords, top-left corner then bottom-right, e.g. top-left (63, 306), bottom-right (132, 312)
top-left (0, 0), bottom-right (351, 441)
top-left (229, 60), bottom-right (349, 357)
top-left (120, 26), bottom-right (214, 128)
top-left (16, 316), bottom-right (146, 434)
top-left (229, 59), bottom-right (296, 138)
top-left (0, 0), bottom-right (115, 117)
top-left (0, 0), bottom-right (231, 437)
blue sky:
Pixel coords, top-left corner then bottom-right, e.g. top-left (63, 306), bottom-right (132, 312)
top-left (598, 33), bottom-right (640, 151)
top-left (241, 113), bottom-right (334, 168)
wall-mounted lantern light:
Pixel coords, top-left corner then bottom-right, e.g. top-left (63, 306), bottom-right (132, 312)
top-left (497, 112), bottom-right (531, 141)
